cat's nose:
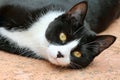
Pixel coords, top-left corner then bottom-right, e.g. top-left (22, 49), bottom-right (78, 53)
top-left (57, 51), bottom-right (64, 58)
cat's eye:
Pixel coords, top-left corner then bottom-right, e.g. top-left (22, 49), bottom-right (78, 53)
top-left (59, 32), bottom-right (67, 42)
top-left (73, 51), bottom-right (81, 58)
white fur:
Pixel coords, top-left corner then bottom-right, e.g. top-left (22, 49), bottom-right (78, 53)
top-left (0, 11), bottom-right (64, 59)
top-left (47, 40), bottom-right (79, 66)
top-left (0, 11), bottom-right (80, 66)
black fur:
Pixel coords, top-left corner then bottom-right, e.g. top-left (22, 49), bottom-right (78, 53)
top-left (0, 0), bottom-right (119, 69)
top-left (45, 1), bottom-right (117, 68)
top-left (70, 35), bottom-right (116, 68)
top-left (0, 35), bottom-right (40, 58)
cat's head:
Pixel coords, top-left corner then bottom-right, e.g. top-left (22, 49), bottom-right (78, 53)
top-left (45, 1), bottom-right (116, 69)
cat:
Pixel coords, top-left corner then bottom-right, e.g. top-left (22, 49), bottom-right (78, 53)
top-left (0, 0), bottom-right (119, 69)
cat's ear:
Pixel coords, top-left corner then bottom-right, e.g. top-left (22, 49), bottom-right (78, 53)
top-left (66, 1), bottom-right (88, 25)
top-left (87, 35), bottom-right (116, 57)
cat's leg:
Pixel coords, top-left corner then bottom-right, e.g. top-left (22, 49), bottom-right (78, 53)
top-left (0, 35), bottom-right (40, 59)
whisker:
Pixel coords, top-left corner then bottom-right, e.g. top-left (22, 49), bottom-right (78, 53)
top-left (70, 63), bottom-right (77, 69)
top-left (10, 19), bottom-right (17, 24)
top-left (58, 66), bottom-right (66, 71)
top-left (73, 26), bottom-right (84, 35)
top-left (70, 62), bottom-right (83, 69)
top-left (85, 45), bottom-right (98, 47)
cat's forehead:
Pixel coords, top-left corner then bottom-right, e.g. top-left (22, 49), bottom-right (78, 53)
top-left (51, 17), bottom-right (72, 28)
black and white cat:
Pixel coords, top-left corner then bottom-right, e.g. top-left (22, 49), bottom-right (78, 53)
top-left (0, 0), bottom-right (119, 69)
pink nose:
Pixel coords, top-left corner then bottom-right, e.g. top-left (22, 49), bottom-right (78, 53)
top-left (57, 51), bottom-right (64, 58)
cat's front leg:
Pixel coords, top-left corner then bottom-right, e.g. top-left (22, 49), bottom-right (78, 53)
top-left (0, 34), bottom-right (40, 59)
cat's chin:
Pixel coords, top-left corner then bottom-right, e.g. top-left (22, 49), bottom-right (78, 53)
top-left (48, 55), bottom-right (70, 67)
top-left (46, 41), bottom-right (79, 67)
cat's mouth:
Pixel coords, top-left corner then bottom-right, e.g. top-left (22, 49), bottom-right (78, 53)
top-left (49, 55), bottom-right (60, 65)
top-left (47, 39), bottom-right (80, 67)
top-left (48, 55), bottom-right (70, 66)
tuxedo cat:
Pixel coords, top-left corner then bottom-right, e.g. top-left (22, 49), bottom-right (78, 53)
top-left (0, 0), bottom-right (119, 69)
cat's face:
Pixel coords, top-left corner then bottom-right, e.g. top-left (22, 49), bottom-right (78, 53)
top-left (45, 2), bottom-right (116, 69)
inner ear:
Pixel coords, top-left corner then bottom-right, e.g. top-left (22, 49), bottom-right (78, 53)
top-left (66, 1), bottom-right (88, 25)
top-left (88, 35), bottom-right (116, 56)
top-left (94, 35), bottom-right (116, 52)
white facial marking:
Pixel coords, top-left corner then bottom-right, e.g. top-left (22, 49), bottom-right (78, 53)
top-left (0, 11), bottom-right (64, 59)
top-left (47, 40), bottom-right (79, 66)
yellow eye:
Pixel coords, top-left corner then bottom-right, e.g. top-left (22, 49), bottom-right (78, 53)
top-left (59, 32), bottom-right (67, 42)
top-left (73, 51), bottom-right (81, 58)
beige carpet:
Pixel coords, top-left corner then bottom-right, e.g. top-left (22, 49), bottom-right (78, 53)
top-left (0, 18), bottom-right (120, 80)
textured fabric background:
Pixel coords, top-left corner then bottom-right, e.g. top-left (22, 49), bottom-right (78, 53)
top-left (0, 18), bottom-right (120, 80)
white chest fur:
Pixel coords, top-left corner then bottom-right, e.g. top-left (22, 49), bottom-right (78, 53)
top-left (0, 11), bottom-right (64, 59)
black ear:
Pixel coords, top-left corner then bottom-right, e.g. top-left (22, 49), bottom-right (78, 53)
top-left (66, 1), bottom-right (88, 25)
top-left (87, 35), bottom-right (116, 57)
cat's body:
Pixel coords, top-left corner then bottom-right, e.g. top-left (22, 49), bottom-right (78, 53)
top-left (0, 0), bottom-right (119, 68)
top-left (1, 0), bottom-right (119, 32)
